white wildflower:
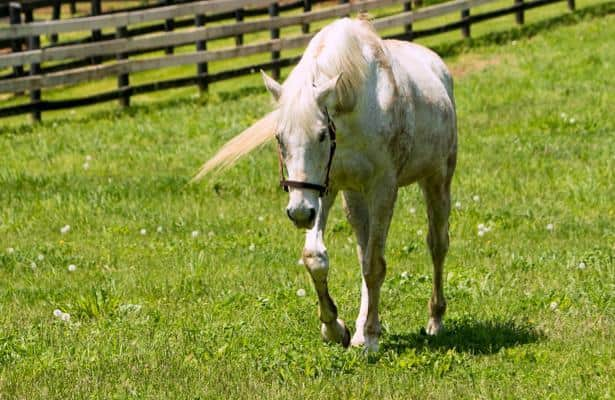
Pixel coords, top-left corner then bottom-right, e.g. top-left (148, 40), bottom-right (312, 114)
top-left (208, 231), bottom-right (214, 237)
top-left (68, 264), bottom-right (76, 272)
top-left (549, 301), bottom-right (558, 311)
top-left (258, 216), bottom-right (265, 222)
top-left (546, 223), bottom-right (554, 231)
top-left (478, 223), bottom-right (486, 231)
top-left (156, 226), bottom-right (163, 233)
top-left (454, 201), bottom-right (462, 210)
top-left (248, 243), bottom-right (255, 251)
top-left (60, 225), bottom-right (71, 234)
top-left (37, 254), bottom-right (44, 261)
top-left (297, 258), bottom-right (304, 266)
top-left (478, 230), bottom-right (485, 237)
top-left (60, 312), bottom-right (70, 322)
top-left (409, 207), bottom-right (416, 214)
top-left (140, 228), bottom-right (147, 235)
top-left (473, 195), bottom-right (480, 202)
top-left (30, 262), bottom-right (37, 270)
top-left (191, 230), bottom-right (199, 238)
top-left (296, 288), bottom-right (306, 297)
top-left (85, 155), bottom-right (92, 161)
top-left (569, 117), bottom-right (576, 124)
top-left (401, 271), bottom-right (409, 279)
top-left (53, 309), bottom-right (63, 318)
top-left (417, 229), bottom-right (423, 236)
top-left (577, 262), bottom-right (586, 270)
top-left (82, 162), bottom-right (90, 170)
top-left (6, 247), bottom-right (15, 254)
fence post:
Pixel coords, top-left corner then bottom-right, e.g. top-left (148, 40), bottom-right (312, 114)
top-left (50, 0), bottom-right (61, 44)
top-left (70, 0), bottom-right (76, 15)
top-left (461, 8), bottom-right (470, 38)
top-left (9, 2), bottom-right (24, 83)
top-left (404, 1), bottom-right (413, 39)
top-left (515, 0), bottom-right (524, 24)
top-left (269, 3), bottom-right (280, 81)
top-left (117, 26), bottom-right (130, 108)
top-left (24, 8), bottom-right (41, 122)
top-left (91, 0), bottom-right (102, 64)
top-left (302, 0), bottom-right (311, 34)
top-left (567, 0), bottom-right (575, 10)
top-left (235, 8), bottom-right (244, 46)
top-left (195, 14), bottom-right (208, 93)
top-left (163, 0), bottom-right (175, 54)
top-left (339, 0), bottom-right (349, 17)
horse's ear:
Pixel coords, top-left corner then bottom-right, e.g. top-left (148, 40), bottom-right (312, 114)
top-left (315, 73), bottom-right (342, 108)
top-left (261, 70), bottom-right (282, 102)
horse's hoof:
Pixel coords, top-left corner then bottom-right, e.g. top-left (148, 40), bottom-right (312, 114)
top-left (426, 317), bottom-right (443, 336)
top-left (321, 319), bottom-right (350, 347)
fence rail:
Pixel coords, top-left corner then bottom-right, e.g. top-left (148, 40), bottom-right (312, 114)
top-left (0, 0), bottom-right (576, 122)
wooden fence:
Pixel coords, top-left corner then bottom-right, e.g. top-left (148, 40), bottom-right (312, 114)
top-left (0, 0), bottom-right (575, 122)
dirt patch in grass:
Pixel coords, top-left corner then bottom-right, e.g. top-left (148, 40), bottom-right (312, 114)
top-left (449, 54), bottom-right (505, 79)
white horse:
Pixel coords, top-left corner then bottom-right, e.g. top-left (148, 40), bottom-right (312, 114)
top-left (193, 17), bottom-right (457, 352)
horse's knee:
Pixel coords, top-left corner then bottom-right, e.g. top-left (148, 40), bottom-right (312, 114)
top-left (362, 255), bottom-right (386, 287)
top-left (302, 249), bottom-right (329, 282)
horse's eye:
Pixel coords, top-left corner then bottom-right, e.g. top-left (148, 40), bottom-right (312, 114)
top-left (318, 129), bottom-right (327, 142)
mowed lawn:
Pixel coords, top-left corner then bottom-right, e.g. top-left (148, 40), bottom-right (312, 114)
top-left (1, 7), bottom-right (613, 399)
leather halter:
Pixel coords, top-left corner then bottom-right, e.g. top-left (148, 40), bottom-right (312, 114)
top-left (277, 108), bottom-right (337, 197)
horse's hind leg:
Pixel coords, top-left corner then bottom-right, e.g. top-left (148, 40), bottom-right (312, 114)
top-left (302, 191), bottom-right (350, 347)
top-left (420, 173), bottom-right (453, 335)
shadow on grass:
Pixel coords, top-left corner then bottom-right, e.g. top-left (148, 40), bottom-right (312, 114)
top-left (434, 2), bottom-right (614, 57)
top-left (382, 317), bottom-right (544, 355)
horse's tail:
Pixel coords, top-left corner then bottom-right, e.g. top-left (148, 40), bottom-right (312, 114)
top-left (190, 110), bottom-right (278, 184)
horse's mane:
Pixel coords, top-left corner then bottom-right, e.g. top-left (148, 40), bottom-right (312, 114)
top-left (191, 18), bottom-right (381, 182)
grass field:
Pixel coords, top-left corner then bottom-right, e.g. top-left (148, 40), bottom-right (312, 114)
top-left (1, 4), bottom-right (614, 399)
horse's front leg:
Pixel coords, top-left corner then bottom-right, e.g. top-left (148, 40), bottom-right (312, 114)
top-left (302, 191), bottom-right (350, 347)
top-left (345, 179), bottom-right (397, 352)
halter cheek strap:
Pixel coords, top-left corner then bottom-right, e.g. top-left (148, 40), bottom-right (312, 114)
top-left (277, 108), bottom-right (337, 197)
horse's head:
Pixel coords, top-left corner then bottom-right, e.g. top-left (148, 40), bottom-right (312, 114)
top-left (262, 70), bottom-right (341, 229)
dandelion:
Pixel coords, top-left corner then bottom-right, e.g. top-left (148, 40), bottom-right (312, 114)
top-left (401, 271), bottom-right (409, 279)
top-left (569, 117), bottom-right (576, 124)
top-left (68, 264), bottom-right (76, 272)
top-left (409, 207), bottom-right (416, 214)
top-left (82, 162), bottom-right (90, 170)
top-left (478, 223), bottom-right (485, 231)
top-left (248, 243), bottom-right (255, 251)
top-left (258, 216), bottom-right (265, 222)
top-left (85, 155), bottom-right (92, 161)
top-left (30, 262), bottom-right (37, 270)
top-left (473, 195), bottom-right (480, 202)
top-left (60, 225), bottom-right (71, 234)
top-left (416, 229), bottom-right (423, 236)
top-left (140, 228), bottom-right (147, 235)
top-left (549, 301), bottom-right (558, 311)
top-left (60, 313), bottom-right (71, 322)
top-left (191, 230), bottom-right (199, 238)
top-left (478, 230), bottom-right (485, 237)
top-left (546, 223), bottom-right (554, 231)
top-left (156, 226), bottom-right (163, 233)
top-left (6, 247), bottom-right (15, 254)
top-left (454, 201), bottom-right (462, 210)
top-left (53, 309), bottom-right (63, 318)
top-left (578, 261), bottom-right (586, 270)
top-left (560, 112), bottom-right (567, 119)
top-left (37, 254), bottom-right (44, 261)
top-left (296, 288), bottom-right (306, 297)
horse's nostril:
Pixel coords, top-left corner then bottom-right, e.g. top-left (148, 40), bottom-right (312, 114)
top-left (309, 208), bottom-right (316, 221)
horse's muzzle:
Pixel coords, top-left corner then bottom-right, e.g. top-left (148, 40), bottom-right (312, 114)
top-left (286, 207), bottom-right (316, 229)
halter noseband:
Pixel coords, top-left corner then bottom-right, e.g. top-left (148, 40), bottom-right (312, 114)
top-left (277, 108), bottom-right (337, 197)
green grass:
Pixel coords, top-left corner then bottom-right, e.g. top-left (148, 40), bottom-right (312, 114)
top-left (1, 6), bottom-right (614, 399)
